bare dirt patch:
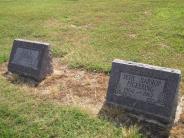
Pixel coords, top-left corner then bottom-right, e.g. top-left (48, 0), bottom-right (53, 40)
top-left (0, 58), bottom-right (108, 115)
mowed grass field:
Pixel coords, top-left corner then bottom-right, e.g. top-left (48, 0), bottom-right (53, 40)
top-left (0, 0), bottom-right (184, 137)
top-left (0, 77), bottom-right (142, 138)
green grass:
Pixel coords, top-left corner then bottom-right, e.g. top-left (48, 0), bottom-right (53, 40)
top-left (0, 76), bottom-right (143, 138)
top-left (0, 0), bottom-right (184, 72)
top-left (0, 0), bottom-right (184, 137)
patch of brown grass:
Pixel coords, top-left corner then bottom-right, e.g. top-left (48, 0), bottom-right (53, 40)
top-left (1, 58), bottom-right (108, 115)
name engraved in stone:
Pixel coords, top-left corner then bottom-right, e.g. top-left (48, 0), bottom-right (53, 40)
top-left (11, 47), bottom-right (39, 70)
top-left (116, 73), bottom-right (165, 106)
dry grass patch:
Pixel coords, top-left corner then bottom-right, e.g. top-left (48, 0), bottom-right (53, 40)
top-left (0, 59), bottom-right (108, 115)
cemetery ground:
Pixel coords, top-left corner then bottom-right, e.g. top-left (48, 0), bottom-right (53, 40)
top-left (0, 0), bottom-right (184, 137)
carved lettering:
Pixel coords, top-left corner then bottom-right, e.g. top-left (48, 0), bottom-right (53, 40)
top-left (116, 72), bottom-right (165, 106)
top-left (12, 48), bottom-right (39, 70)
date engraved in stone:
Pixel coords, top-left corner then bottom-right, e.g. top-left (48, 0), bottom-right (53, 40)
top-left (116, 72), bottom-right (165, 106)
top-left (11, 47), bottom-right (39, 70)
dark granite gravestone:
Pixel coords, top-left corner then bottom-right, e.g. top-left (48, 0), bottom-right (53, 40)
top-left (8, 39), bottom-right (53, 81)
top-left (107, 59), bottom-right (181, 127)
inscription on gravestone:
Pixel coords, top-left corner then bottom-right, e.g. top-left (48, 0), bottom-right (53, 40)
top-left (12, 48), bottom-right (40, 70)
top-left (116, 73), bottom-right (165, 106)
top-left (107, 59), bottom-right (181, 127)
top-left (8, 39), bottom-right (53, 81)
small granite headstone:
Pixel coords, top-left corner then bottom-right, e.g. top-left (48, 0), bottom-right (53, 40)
top-left (107, 59), bottom-right (181, 127)
top-left (8, 39), bottom-right (53, 81)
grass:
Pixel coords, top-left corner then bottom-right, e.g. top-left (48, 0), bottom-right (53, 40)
top-left (0, 76), bottom-right (143, 138)
top-left (0, 0), bottom-right (184, 72)
top-left (0, 0), bottom-right (184, 137)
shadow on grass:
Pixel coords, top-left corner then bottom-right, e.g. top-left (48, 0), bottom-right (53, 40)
top-left (98, 102), bottom-right (171, 138)
top-left (3, 72), bottom-right (39, 87)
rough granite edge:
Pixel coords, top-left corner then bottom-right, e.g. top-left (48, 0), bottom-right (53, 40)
top-left (174, 96), bottom-right (184, 123)
top-left (113, 59), bottom-right (181, 74)
top-left (14, 39), bottom-right (50, 46)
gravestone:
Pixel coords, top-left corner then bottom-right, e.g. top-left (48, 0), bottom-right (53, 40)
top-left (8, 39), bottom-right (53, 81)
top-left (107, 59), bottom-right (181, 127)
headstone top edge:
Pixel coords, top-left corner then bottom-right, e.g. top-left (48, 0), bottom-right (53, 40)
top-left (113, 59), bottom-right (181, 75)
top-left (14, 39), bottom-right (50, 46)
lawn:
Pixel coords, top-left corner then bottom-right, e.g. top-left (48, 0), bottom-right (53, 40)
top-left (1, 0), bottom-right (184, 72)
top-left (0, 0), bottom-right (184, 137)
top-left (0, 73), bottom-right (144, 138)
